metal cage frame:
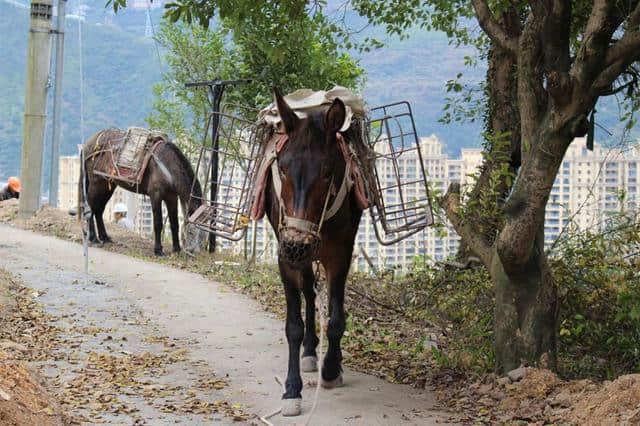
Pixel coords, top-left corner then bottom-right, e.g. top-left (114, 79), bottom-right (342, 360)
top-left (187, 106), bottom-right (266, 241)
top-left (364, 101), bottom-right (434, 245)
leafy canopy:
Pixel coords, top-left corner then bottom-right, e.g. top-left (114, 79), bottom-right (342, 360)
top-left (145, 11), bottom-right (364, 152)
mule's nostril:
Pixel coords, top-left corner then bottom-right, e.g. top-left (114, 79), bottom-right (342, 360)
top-left (279, 233), bottom-right (321, 267)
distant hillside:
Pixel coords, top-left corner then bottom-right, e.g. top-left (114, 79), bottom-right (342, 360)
top-left (0, 0), bottom-right (161, 184)
top-left (358, 29), bottom-right (485, 153)
top-left (1, 0), bottom-right (635, 187)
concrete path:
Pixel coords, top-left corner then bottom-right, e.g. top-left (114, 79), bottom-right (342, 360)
top-left (0, 224), bottom-right (450, 425)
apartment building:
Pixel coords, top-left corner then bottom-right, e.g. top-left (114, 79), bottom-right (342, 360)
top-left (218, 135), bottom-right (483, 271)
top-left (352, 135), bottom-right (482, 272)
top-left (545, 137), bottom-right (640, 245)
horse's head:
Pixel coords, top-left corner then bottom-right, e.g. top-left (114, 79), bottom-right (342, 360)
top-left (273, 88), bottom-right (348, 266)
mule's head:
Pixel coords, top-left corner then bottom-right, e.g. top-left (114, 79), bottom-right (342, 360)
top-left (273, 88), bottom-right (348, 266)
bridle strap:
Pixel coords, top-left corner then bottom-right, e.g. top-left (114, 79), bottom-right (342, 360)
top-left (270, 149), bottom-right (351, 235)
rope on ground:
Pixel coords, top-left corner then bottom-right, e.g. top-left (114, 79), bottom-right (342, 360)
top-left (258, 261), bottom-right (326, 426)
top-left (304, 263), bottom-right (326, 426)
top-left (258, 376), bottom-right (286, 426)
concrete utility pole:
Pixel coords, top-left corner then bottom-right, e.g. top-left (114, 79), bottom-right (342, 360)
top-left (19, 0), bottom-right (53, 218)
top-left (49, 0), bottom-right (67, 208)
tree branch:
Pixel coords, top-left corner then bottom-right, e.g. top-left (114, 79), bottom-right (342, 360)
top-left (604, 32), bottom-right (640, 67)
top-left (517, 8), bottom-right (547, 149)
top-left (442, 183), bottom-right (493, 267)
top-left (471, 0), bottom-right (518, 54)
top-left (592, 57), bottom-right (640, 96)
top-left (571, 0), bottom-right (624, 90)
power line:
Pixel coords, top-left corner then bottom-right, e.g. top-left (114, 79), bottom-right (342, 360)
top-left (145, 0), bottom-right (163, 67)
top-left (77, 5), bottom-right (85, 144)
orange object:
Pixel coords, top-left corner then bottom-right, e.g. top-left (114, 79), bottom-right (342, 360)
top-left (8, 176), bottom-right (21, 193)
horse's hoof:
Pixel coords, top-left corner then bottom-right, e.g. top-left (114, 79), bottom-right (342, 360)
top-left (301, 356), bottom-right (318, 372)
top-left (101, 237), bottom-right (112, 244)
top-left (281, 398), bottom-right (302, 417)
top-left (321, 373), bottom-right (343, 389)
top-left (154, 250), bottom-right (165, 257)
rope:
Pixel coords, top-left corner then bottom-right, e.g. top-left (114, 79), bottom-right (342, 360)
top-left (304, 261), bottom-right (326, 426)
top-left (145, 0), bottom-right (163, 68)
top-left (258, 261), bottom-right (326, 426)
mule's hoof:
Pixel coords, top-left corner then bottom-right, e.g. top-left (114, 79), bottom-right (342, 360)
top-left (321, 374), bottom-right (343, 389)
top-left (301, 356), bottom-right (318, 372)
top-left (281, 398), bottom-right (302, 416)
top-left (154, 250), bottom-right (166, 257)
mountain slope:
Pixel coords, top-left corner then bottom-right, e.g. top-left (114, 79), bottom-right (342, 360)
top-left (0, 0), bottom-right (161, 183)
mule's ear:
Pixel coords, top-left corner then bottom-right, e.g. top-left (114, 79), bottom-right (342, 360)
top-left (325, 98), bottom-right (346, 135)
top-left (273, 87), bottom-right (299, 134)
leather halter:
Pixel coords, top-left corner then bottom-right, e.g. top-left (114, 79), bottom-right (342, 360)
top-left (269, 132), bottom-right (353, 236)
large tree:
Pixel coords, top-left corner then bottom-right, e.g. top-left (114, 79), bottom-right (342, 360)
top-left (110, 0), bottom-right (640, 373)
top-left (353, 0), bottom-right (640, 372)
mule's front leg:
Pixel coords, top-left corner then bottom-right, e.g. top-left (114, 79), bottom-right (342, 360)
top-left (301, 267), bottom-right (319, 372)
top-left (165, 196), bottom-right (181, 253)
top-left (321, 268), bottom-right (348, 388)
top-left (279, 262), bottom-right (304, 416)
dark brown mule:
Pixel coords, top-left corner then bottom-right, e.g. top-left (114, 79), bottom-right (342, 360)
top-left (264, 90), bottom-right (363, 415)
top-left (79, 129), bottom-right (202, 256)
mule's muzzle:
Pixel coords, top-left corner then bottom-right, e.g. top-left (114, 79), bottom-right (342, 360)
top-left (279, 228), bottom-right (320, 267)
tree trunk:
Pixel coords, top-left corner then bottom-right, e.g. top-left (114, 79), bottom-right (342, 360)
top-left (490, 226), bottom-right (558, 372)
top-left (455, 20), bottom-right (520, 260)
top-left (489, 128), bottom-right (569, 374)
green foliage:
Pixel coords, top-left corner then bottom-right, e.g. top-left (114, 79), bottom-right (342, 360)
top-left (145, 22), bottom-right (239, 156)
top-left (413, 214), bottom-right (640, 380)
top-left (406, 259), bottom-right (494, 374)
top-left (228, 6), bottom-right (364, 107)
top-left (146, 14), bottom-right (364, 154)
top-left (551, 213), bottom-right (640, 380)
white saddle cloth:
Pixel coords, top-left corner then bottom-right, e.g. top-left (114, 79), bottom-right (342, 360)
top-left (258, 86), bottom-right (366, 132)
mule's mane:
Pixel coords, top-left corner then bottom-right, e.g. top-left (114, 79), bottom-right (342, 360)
top-left (163, 142), bottom-right (202, 198)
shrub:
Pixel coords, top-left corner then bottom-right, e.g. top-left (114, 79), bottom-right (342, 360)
top-left (410, 212), bottom-right (640, 380)
top-left (551, 214), bottom-right (640, 380)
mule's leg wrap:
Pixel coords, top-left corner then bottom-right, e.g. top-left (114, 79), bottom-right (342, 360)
top-left (281, 397), bottom-right (302, 416)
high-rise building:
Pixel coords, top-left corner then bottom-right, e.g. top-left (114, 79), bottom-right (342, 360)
top-left (545, 137), bottom-right (640, 246)
top-left (61, 135), bottom-right (640, 271)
